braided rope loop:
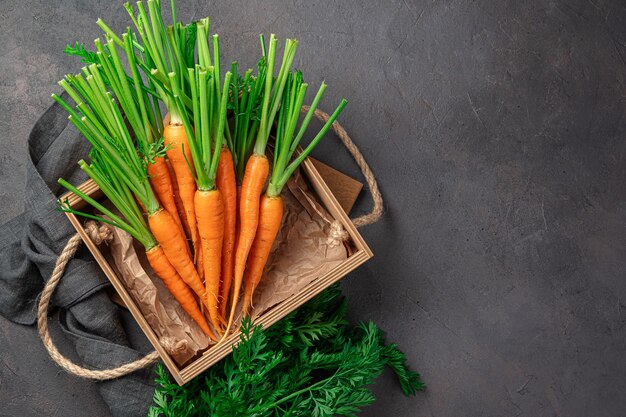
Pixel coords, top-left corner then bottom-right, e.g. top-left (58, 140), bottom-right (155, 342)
top-left (304, 105), bottom-right (383, 227)
top-left (37, 227), bottom-right (158, 380)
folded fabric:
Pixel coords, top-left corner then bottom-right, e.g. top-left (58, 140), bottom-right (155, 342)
top-left (0, 94), bottom-right (155, 417)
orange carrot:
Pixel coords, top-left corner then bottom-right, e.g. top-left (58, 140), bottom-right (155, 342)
top-left (146, 245), bottom-right (216, 339)
top-left (241, 194), bottom-right (283, 316)
top-left (195, 189), bottom-right (225, 334)
top-left (163, 123), bottom-right (199, 257)
top-left (234, 184), bottom-right (242, 239)
top-left (227, 153), bottom-right (269, 327)
top-left (148, 208), bottom-right (206, 303)
top-left (167, 48), bottom-right (233, 335)
top-left (216, 146), bottom-right (237, 317)
top-left (53, 40), bottom-right (219, 342)
top-left (222, 184), bottom-right (242, 317)
top-left (222, 36), bottom-right (299, 333)
top-left (147, 156), bottom-right (187, 242)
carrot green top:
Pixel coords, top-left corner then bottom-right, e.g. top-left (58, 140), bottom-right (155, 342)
top-left (169, 23), bottom-right (232, 191)
top-left (266, 71), bottom-right (348, 198)
top-left (54, 45), bottom-right (161, 216)
top-left (107, 0), bottom-right (197, 125)
top-left (229, 45), bottom-right (268, 183)
top-left (55, 57), bottom-right (158, 249)
top-left (253, 35), bottom-right (299, 157)
top-left (58, 157), bottom-right (157, 250)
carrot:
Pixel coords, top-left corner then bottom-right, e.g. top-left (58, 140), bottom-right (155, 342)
top-left (196, 238), bottom-right (204, 280)
top-left (241, 195), bottom-right (283, 316)
top-left (55, 25), bottom-right (222, 341)
top-left (195, 189), bottom-right (225, 333)
top-left (216, 146), bottom-right (237, 316)
top-left (148, 208), bottom-right (207, 299)
top-left (225, 36), bottom-right (298, 333)
top-left (147, 156), bottom-right (186, 240)
top-left (240, 70), bottom-right (348, 316)
top-left (230, 153), bottom-right (269, 315)
top-left (163, 123), bottom-right (199, 257)
top-left (168, 29), bottom-right (232, 336)
top-left (235, 185), bottom-right (241, 238)
top-left (222, 56), bottom-right (271, 317)
top-left (146, 246), bottom-right (214, 338)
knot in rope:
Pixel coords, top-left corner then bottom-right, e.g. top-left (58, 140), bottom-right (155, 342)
top-left (159, 336), bottom-right (188, 355)
top-left (326, 221), bottom-right (350, 247)
top-left (84, 220), bottom-right (114, 245)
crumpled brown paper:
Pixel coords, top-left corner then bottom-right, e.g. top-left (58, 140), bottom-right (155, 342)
top-left (96, 168), bottom-right (350, 366)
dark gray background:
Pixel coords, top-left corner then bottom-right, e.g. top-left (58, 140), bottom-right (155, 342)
top-left (1, 0), bottom-right (625, 416)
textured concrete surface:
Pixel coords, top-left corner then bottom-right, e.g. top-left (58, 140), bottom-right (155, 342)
top-left (1, 0), bottom-right (625, 416)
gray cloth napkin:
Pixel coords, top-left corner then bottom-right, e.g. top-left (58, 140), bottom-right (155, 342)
top-left (0, 95), bottom-right (156, 417)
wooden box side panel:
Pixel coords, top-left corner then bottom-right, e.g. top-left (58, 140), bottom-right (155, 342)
top-left (309, 158), bottom-right (363, 214)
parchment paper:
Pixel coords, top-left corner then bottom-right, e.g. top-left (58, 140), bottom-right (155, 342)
top-left (95, 168), bottom-right (350, 366)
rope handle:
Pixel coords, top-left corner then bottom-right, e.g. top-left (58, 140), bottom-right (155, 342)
top-left (302, 105), bottom-right (383, 227)
top-left (37, 226), bottom-right (159, 380)
top-left (38, 110), bottom-right (382, 380)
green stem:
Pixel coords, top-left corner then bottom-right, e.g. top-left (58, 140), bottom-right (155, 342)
top-left (208, 71), bottom-right (232, 185)
top-left (255, 37), bottom-right (298, 155)
top-left (199, 68), bottom-right (210, 181)
top-left (197, 20), bottom-right (211, 68)
top-left (254, 34), bottom-right (277, 155)
top-left (58, 178), bottom-right (153, 248)
top-left (272, 99), bottom-right (348, 195)
top-left (290, 82), bottom-right (327, 155)
top-left (124, 32), bottom-right (153, 144)
top-left (212, 34), bottom-right (221, 108)
top-left (273, 81), bottom-right (307, 186)
top-left (96, 19), bottom-right (123, 47)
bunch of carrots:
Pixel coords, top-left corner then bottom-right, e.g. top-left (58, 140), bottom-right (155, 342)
top-left (57, 0), bottom-right (347, 342)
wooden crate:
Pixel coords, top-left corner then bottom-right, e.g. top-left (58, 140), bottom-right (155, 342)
top-left (62, 157), bottom-right (372, 385)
